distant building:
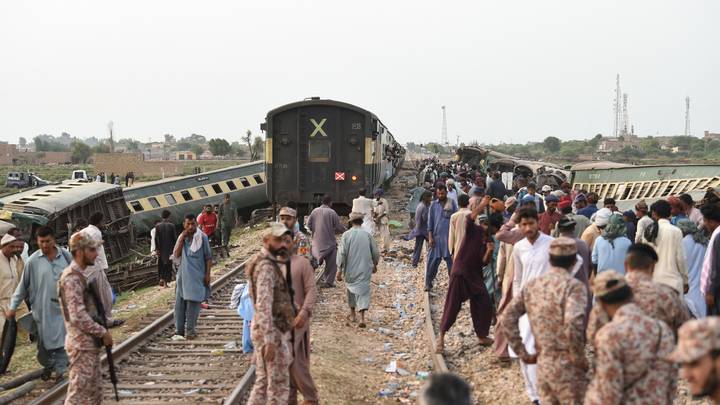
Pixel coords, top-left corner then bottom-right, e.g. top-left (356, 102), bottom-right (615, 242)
top-left (596, 134), bottom-right (641, 154)
top-left (175, 151), bottom-right (196, 161)
top-left (704, 131), bottom-right (720, 141)
top-left (199, 150), bottom-right (214, 160)
top-left (142, 142), bottom-right (167, 160)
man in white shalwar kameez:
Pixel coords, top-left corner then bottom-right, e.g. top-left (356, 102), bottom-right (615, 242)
top-left (372, 189), bottom-right (391, 251)
top-left (507, 206), bottom-right (553, 405)
top-left (0, 234), bottom-right (24, 337)
top-left (351, 189), bottom-right (375, 234)
top-left (337, 212), bottom-right (380, 328)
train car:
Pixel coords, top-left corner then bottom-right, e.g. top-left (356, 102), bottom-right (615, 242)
top-left (262, 98), bottom-right (405, 215)
top-left (570, 162), bottom-right (720, 211)
top-left (123, 161), bottom-right (268, 234)
top-left (0, 181), bottom-right (132, 263)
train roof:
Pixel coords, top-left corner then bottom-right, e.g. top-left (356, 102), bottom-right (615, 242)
top-left (264, 98), bottom-right (398, 140)
top-left (0, 181), bottom-right (121, 215)
top-left (570, 161), bottom-right (635, 170)
top-left (124, 161), bottom-right (264, 191)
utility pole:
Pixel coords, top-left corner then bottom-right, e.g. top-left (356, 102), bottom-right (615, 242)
top-left (107, 121), bottom-right (115, 153)
top-left (684, 96), bottom-right (691, 136)
top-left (622, 93), bottom-right (629, 136)
top-left (441, 106), bottom-right (448, 145)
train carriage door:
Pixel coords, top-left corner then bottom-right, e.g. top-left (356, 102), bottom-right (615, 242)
top-left (338, 109), bottom-right (366, 203)
top-left (271, 110), bottom-right (301, 203)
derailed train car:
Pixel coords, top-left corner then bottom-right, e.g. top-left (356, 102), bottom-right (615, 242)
top-left (455, 146), bottom-right (569, 189)
top-left (123, 161), bottom-right (268, 234)
top-left (0, 182), bottom-right (132, 263)
top-left (262, 98), bottom-right (405, 216)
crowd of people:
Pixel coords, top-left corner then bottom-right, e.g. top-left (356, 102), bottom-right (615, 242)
top-left (93, 171), bottom-right (135, 186)
top-left (408, 158), bottom-right (720, 404)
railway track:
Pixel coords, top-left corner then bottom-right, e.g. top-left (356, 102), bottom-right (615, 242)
top-left (422, 291), bottom-right (449, 374)
top-left (10, 260), bottom-right (254, 405)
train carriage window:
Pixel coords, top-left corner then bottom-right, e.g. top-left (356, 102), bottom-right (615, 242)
top-left (130, 201), bottom-right (144, 212)
top-left (226, 181), bottom-right (237, 191)
top-left (211, 184), bottom-right (222, 194)
top-left (308, 138), bottom-right (331, 162)
top-left (165, 194), bottom-right (177, 205)
top-left (196, 187), bottom-right (209, 197)
top-left (181, 190), bottom-right (193, 201)
top-left (253, 175), bottom-right (264, 184)
top-left (148, 197), bottom-right (161, 208)
top-left (239, 178), bottom-right (251, 187)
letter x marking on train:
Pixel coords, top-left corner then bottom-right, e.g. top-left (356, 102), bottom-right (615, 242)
top-left (309, 118), bottom-right (328, 137)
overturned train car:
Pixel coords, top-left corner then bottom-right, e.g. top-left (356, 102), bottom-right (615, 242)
top-left (0, 182), bottom-right (132, 263)
top-left (123, 161), bottom-right (269, 234)
top-left (455, 146), bottom-right (569, 189)
top-left (263, 98), bottom-right (405, 216)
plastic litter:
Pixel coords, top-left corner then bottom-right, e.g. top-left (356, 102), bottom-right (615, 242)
top-left (210, 349), bottom-right (224, 356)
top-left (118, 390), bottom-right (134, 396)
top-left (224, 341), bottom-right (237, 350)
top-left (385, 360), bottom-right (397, 373)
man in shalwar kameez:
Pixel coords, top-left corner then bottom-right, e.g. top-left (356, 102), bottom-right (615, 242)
top-left (0, 234), bottom-right (24, 338)
top-left (372, 189), bottom-right (391, 252)
top-left (506, 206), bottom-right (553, 405)
top-left (425, 184), bottom-right (457, 291)
top-left (337, 212), bottom-right (380, 328)
top-left (351, 189), bottom-right (375, 234)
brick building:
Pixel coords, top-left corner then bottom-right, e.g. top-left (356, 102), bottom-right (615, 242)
top-left (94, 153), bottom-right (181, 178)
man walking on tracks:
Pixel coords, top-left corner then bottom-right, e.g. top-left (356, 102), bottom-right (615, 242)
top-left (247, 223), bottom-right (295, 405)
top-left (307, 195), bottom-right (345, 288)
top-left (425, 184), bottom-right (457, 291)
top-left (372, 189), bottom-right (391, 252)
top-left (8, 226), bottom-right (71, 379)
top-left (287, 223), bottom-right (320, 405)
top-left (436, 198), bottom-right (495, 354)
top-left (218, 194), bottom-right (237, 248)
top-left (500, 237), bottom-right (588, 405)
top-left (59, 232), bottom-right (114, 405)
top-left (154, 210), bottom-right (177, 287)
top-left (585, 271), bottom-right (676, 405)
top-left (172, 214), bottom-right (212, 339)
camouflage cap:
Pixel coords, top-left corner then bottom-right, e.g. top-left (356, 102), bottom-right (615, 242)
top-left (667, 317), bottom-right (720, 363)
top-left (69, 231), bottom-right (103, 252)
top-left (549, 237), bottom-right (577, 256)
top-left (278, 207), bottom-right (297, 218)
top-left (593, 270), bottom-right (627, 298)
top-left (263, 222), bottom-right (292, 238)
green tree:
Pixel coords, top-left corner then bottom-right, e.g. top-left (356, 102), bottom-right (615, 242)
top-left (208, 138), bottom-right (232, 156)
top-left (71, 141), bottom-right (92, 163)
top-left (252, 136), bottom-right (264, 160)
top-left (230, 141), bottom-right (246, 157)
top-left (543, 136), bottom-right (561, 152)
top-left (92, 142), bottom-right (111, 154)
top-left (191, 144), bottom-right (205, 157)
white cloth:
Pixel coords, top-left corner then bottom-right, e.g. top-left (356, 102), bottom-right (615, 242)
top-left (352, 196), bottom-right (375, 234)
top-left (21, 243), bottom-right (28, 264)
top-left (689, 207), bottom-right (704, 229)
top-left (635, 215), bottom-right (654, 243)
top-left (150, 227), bottom-right (157, 253)
top-left (642, 219), bottom-right (688, 295)
top-left (508, 233), bottom-right (552, 402)
top-left (83, 224), bottom-right (108, 269)
top-left (683, 235), bottom-right (706, 318)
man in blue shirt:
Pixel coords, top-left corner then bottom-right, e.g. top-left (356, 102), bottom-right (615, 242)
top-left (425, 185), bottom-right (458, 291)
top-left (577, 192), bottom-right (599, 219)
top-left (172, 213), bottom-right (213, 339)
top-left (8, 226), bottom-right (72, 379)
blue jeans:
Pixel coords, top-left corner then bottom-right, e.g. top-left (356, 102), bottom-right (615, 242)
top-left (175, 294), bottom-right (201, 337)
top-left (412, 236), bottom-right (425, 267)
top-left (242, 319), bottom-right (254, 353)
top-left (425, 255), bottom-right (452, 289)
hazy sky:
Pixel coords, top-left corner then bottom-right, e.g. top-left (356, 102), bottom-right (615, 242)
top-left (1, 1), bottom-right (718, 146)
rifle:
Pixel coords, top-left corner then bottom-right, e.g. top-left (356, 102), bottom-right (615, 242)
top-left (87, 285), bottom-right (119, 402)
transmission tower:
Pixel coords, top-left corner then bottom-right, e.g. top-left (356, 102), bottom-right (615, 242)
top-left (107, 121), bottom-right (115, 153)
top-left (613, 74), bottom-right (622, 137)
top-left (622, 93), bottom-right (629, 136)
top-left (684, 96), bottom-right (691, 136)
top-left (441, 106), bottom-right (448, 145)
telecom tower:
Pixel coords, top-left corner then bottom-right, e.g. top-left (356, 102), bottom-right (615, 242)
top-left (441, 106), bottom-right (448, 145)
top-left (622, 93), bottom-right (629, 136)
top-left (613, 74), bottom-right (622, 137)
top-left (685, 97), bottom-right (691, 136)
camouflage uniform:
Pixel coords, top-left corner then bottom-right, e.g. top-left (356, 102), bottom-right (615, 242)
top-left (293, 231), bottom-right (315, 266)
top-left (586, 270), bottom-right (688, 400)
top-left (500, 266), bottom-right (588, 405)
top-left (247, 248), bottom-right (295, 405)
top-left (58, 262), bottom-right (107, 405)
top-left (585, 302), bottom-right (676, 405)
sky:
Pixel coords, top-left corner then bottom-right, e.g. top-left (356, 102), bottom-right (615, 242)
top-left (1, 0), bottom-right (718, 146)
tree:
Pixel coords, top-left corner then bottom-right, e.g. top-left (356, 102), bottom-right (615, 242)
top-left (71, 141), bottom-right (92, 164)
top-left (34, 135), bottom-right (69, 152)
top-left (126, 140), bottom-right (141, 152)
top-left (543, 136), bottom-right (561, 152)
top-left (252, 136), bottom-right (264, 160)
top-left (242, 130), bottom-right (253, 155)
top-left (18, 137), bottom-right (26, 147)
top-left (191, 144), bottom-right (205, 157)
top-left (231, 141), bottom-right (246, 157)
top-left (164, 134), bottom-right (176, 144)
top-left (93, 142), bottom-right (111, 154)
top-left (208, 138), bottom-right (231, 157)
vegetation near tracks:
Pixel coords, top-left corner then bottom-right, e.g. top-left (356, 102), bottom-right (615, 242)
top-left (0, 159), bottom-right (251, 196)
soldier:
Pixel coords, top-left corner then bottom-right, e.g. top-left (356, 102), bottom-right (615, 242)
top-left (59, 232), bottom-right (113, 405)
top-left (278, 207), bottom-right (315, 266)
top-left (218, 194), bottom-right (237, 248)
top-left (500, 237), bottom-right (588, 405)
top-left (668, 317), bottom-right (720, 404)
top-left (585, 270), bottom-right (676, 405)
top-left (246, 223), bottom-right (295, 405)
